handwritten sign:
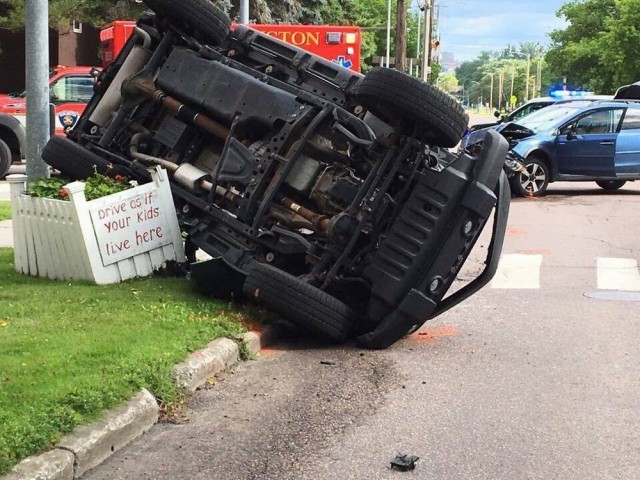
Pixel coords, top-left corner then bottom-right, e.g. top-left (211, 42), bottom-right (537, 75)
top-left (89, 185), bottom-right (174, 266)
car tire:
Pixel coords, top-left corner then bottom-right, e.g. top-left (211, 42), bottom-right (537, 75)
top-left (42, 136), bottom-right (128, 180)
top-left (0, 138), bottom-right (11, 179)
top-left (243, 262), bottom-right (356, 342)
top-left (595, 180), bottom-right (626, 191)
top-left (513, 156), bottom-right (550, 197)
top-left (143, 0), bottom-right (231, 46)
top-left (354, 67), bottom-right (468, 148)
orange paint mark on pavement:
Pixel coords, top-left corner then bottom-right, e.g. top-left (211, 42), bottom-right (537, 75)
top-left (257, 348), bottom-right (278, 356)
top-left (409, 325), bottom-right (460, 344)
top-left (507, 227), bottom-right (526, 236)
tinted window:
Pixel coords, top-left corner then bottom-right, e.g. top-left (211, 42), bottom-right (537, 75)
top-left (50, 75), bottom-right (94, 103)
top-left (573, 109), bottom-right (623, 134)
top-left (621, 108), bottom-right (640, 130)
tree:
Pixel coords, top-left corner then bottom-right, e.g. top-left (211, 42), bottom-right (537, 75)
top-left (0, 0), bottom-right (145, 30)
top-left (545, 0), bottom-right (635, 94)
top-left (437, 72), bottom-right (458, 94)
top-left (395, 0), bottom-right (407, 71)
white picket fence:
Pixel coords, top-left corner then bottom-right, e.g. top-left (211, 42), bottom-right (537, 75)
top-left (8, 166), bottom-right (185, 284)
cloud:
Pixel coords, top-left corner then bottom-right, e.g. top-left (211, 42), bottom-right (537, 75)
top-left (437, 1), bottom-right (568, 61)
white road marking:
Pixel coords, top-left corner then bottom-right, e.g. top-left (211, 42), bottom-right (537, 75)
top-left (491, 254), bottom-right (543, 289)
top-left (597, 258), bottom-right (640, 291)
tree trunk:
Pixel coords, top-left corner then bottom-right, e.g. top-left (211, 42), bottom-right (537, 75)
top-left (395, 0), bottom-right (406, 71)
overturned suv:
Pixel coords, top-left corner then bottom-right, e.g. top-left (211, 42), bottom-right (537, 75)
top-left (43, 0), bottom-right (510, 348)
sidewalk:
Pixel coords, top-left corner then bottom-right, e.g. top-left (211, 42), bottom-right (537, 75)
top-left (0, 220), bottom-right (12, 248)
top-left (0, 181), bottom-right (13, 248)
top-left (0, 181), bottom-right (10, 201)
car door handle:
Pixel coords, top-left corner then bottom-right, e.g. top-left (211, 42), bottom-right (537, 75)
top-left (600, 141), bottom-right (614, 145)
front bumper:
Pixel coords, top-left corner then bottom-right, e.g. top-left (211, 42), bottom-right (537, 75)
top-left (357, 130), bottom-right (510, 349)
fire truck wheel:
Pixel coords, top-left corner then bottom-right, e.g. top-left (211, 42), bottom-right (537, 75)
top-left (243, 262), bottom-right (356, 343)
top-left (0, 138), bottom-right (11, 179)
top-left (355, 67), bottom-right (468, 148)
top-left (143, 0), bottom-right (231, 46)
top-left (42, 136), bottom-right (129, 181)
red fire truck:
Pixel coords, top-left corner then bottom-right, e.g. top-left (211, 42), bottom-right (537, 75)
top-left (100, 21), bottom-right (362, 71)
top-left (245, 24), bottom-right (361, 71)
top-left (100, 21), bottom-right (138, 67)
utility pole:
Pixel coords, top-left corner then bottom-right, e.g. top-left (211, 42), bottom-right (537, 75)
top-left (385, 0), bottom-right (392, 67)
top-left (509, 62), bottom-right (515, 107)
top-left (489, 73), bottom-right (494, 111)
top-left (420, 1), bottom-right (431, 82)
top-left (525, 54), bottom-right (530, 101)
top-left (25, 0), bottom-right (50, 181)
top-left (536, 57), bottom-right (542, 97)
top-left (239, 0), bottom-right (249, 23)
top-left (498, 70), bottom-right (504, 112)
top-left (415, 10), bottom-right (421, 78)
top-left (395, 0), bottom-right (407, 71)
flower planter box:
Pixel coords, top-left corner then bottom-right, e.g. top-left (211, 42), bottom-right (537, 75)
top-left (7, 166), bottom-right (185, 284)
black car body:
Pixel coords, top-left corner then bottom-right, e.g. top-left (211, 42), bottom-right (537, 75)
top-left (43, 0), bottom-right (510, 348)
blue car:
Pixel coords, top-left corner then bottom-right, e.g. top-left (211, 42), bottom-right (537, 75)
top-left (463, 100), bottom-right (640, 196)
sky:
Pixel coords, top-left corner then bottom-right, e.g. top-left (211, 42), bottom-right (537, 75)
top-left (433, 0), bottom-right (568, 62)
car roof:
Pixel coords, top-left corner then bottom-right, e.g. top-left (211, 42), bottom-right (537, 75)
top-left (517, 96), bottom-right (613, 109)
top-left (542, 100), bottom-right (640, 128)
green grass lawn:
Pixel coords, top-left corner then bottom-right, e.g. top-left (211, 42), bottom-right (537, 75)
top-left (0, 248), bottom-right (251, 474)
top-left (0, 202), bottom-right (10, 221)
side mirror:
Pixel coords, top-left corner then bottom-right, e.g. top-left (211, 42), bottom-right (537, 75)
top-left (493, 110), bottom-right (500, 118)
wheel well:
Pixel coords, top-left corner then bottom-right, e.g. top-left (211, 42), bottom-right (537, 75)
top-left (527, 150), bottom-right (553, 181)
top-left (0, 125), bottom-right (21, 162)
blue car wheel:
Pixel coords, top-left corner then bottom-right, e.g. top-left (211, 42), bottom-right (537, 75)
top-left (514, 156), bottom-right (550, 197)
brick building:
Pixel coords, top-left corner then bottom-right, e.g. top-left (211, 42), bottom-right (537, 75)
top-left (0, 23), bottom-right (100, 94)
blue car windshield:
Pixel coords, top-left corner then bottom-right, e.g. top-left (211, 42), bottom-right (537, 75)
top-left (515, 102), bottom-right (591, 132)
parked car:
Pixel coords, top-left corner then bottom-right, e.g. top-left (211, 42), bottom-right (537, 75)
top-left (0, 66), bottom-right (98, 178)
top-left (42, 0), bottom-right (510, 349)
top-left (464, 100), bottom-right (640, 196)
top-left (468, 93), bottom-right (613, 133)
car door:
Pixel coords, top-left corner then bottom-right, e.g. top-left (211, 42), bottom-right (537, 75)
top-left (554, 107), bottom-right (624, 177)
top-left (613, 107), bottom-right (640, 176)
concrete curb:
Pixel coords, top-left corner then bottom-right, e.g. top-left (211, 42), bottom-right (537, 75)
top-left (1, 326), bottom-right (278, 480)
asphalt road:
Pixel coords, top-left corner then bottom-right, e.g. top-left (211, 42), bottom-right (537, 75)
top-left (80, 129), bottom-right (640, 478)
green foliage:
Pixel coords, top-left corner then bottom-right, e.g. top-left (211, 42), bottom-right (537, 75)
top-left (0, 248), bottom-right (250, 474)
top-left (83, 173), bottom-right (132, 201)
top-left (438, 72), bottom-right (459, 94)
top-left (0, 0), bottom-right (146, 30)
top-left (25, 177), bottom-right (68, 201)
top-left (455, 44), bottom-right (552, 110)
top-left (546, 0), bottom-right (638, 94)
top-left (27, 173), bottom-right (131, 202)
top-left (0, 201), bottom-right (11, 221)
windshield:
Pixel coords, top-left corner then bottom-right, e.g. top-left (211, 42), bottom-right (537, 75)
top-left (515, 102), bottom-right (591, 132)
